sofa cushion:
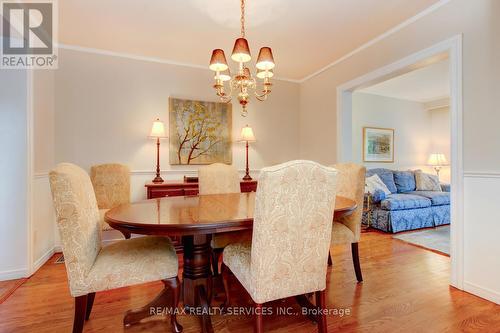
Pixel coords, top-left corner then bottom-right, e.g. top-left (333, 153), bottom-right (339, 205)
top-left (366, 168), bottom-right (397, 193)
top-left (393, 171), bottom-right (416, 193)
top-left (408, 191), bottom-right (450, 206)
top-left (381, 194), bottom-right (432, 211)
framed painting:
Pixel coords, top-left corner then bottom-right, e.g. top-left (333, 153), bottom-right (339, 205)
top-left (363, 127), bottom-right (394, 163)
top-left (169, 97), bottom-right (232, 165)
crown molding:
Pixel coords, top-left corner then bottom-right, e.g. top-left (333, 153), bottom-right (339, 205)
top-left (56, 43), bottom-right (300, 83)
top-left (298, 0), bottom-right (452, 83)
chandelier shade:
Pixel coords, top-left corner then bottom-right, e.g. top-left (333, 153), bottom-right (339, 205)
top-left (256, 69), bottom-right (274, 79)
top-left (216, 70), bottom-right (231, 82)
top-left (231, 38), bottom-right (251, 63)
top-left (256, 47), bottom-right (275, 70)
top-left (209, 49), bottom-right (229, 72)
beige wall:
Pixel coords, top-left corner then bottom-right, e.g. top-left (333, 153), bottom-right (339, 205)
top-left (54, 49), bottom-right (300, 174)
top-left (300, 0), bottom-right (498, 172)
top-left (352, 92), bottom-right (433, 170)
top-left (300, 0), bottom-right (499, 303)
top-left (430, 106), bottom-right (451, 182)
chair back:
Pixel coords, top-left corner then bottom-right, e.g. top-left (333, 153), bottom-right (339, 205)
top-left (49, 163), bottom-right (102, 295)
top-left (198, 163), bottom-right (240, 195)
top-left (249, 160), bottom-right (337, 303)
top-left (332, 163), bottom-right (366, 241)
top-left (90, 163), bottom-right (130, 209)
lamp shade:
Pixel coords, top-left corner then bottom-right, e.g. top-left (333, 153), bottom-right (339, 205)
top-left (256, 47), bottom-right (275, 70)
top-left (209, 49), bottom-right (229, 72)
top-left (149, 118), bottom-right (167, 138)
top-left (231, 38), bottom-right (251, 63)
top-left (239, 125), bottom-right (256, 142)
top-left (256, 69), bottom-right (274, 79)
top-left (216, 69), bottom-right (231, 82)
top-left (427, 153), bottom-right (448, 166)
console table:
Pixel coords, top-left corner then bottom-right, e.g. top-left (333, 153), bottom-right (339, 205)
top-left (145, 179), bottom-right (258, 199)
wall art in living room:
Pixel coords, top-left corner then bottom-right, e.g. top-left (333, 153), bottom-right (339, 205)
top-left (363, 127), bottom-right (394, 162)
top-left (169, 97), bottom-right (232, 165)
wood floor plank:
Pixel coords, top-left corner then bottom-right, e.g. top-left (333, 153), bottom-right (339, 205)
top-left (0, 231), bottom-right (498, 332)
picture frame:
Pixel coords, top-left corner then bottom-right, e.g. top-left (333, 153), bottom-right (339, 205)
top-left (169, 97), bottom-right (232, 165)
top-left (363, 127), bottom-right (394, 163)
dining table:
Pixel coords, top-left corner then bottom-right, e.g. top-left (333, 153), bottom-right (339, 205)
top-left (105, 192), bottom-right (357, 333)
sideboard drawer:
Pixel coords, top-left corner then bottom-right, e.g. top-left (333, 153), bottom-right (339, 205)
top-left (148, 188), bottom-right (185, 198)
top-left (184, 188), bottom-right (199, 196)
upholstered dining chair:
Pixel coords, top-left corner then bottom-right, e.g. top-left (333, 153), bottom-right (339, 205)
top-left (49, 163), bottom-right (182, 333)
top-left (90, 163), bottom-right (131, 238)
top-left (222, 160), bottom-right (338, 333)
top-left (328, 163), bottom-right (366, 283)
top-left (198, 163), bottom-right (252, 275)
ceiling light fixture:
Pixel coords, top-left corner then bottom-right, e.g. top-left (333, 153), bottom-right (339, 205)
top-left (209, 0), bottom-right (275, 117)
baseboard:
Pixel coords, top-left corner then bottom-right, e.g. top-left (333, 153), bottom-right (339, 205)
top-left (33, 248), bottom-right (56, 273)
top-left (0, 268), bottom-right (29, 281)
top-left (464, 281), bottom-right (500, 305)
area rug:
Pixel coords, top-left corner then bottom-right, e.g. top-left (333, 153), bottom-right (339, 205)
top-left (393, 225), bottom-right (450, 255)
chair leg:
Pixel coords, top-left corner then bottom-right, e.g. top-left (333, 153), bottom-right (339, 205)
top-left (163, 277), bottom-right (183, 333)
top-left (73, 295), bottom-right (87, 333)
top-left (351, 242), bottom-right (363, 282)
top-left (211, 248), bottom-right (223, 276)
top-left (315, 290), bottom-right (327, 333)
top-left (221, 263), bottom-right (231, 310)
top-left (122, 231), bottom-right (131, 239)
top-left (85, 292), bottom-right (95, 321)
top-left (327, 251), bottom-right (332, 266)
top-left (254, 303), bottom-right (264, 333)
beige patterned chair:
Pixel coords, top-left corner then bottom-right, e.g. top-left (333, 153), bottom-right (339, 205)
top-left (90, 163), bottom-right (130, 237)
top-left (328, 163), bottom-right (366, 282)
top-left (222, 160), bottom-right (338, 333)
top-left (49, 163), bottom-right (182, 333)
top-left (198, 163), bottom-right (252, 275)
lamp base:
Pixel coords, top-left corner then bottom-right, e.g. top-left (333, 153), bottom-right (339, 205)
top-left (152, 175), bottom-right (164, 183)
top-left (242, 174), bottom-right (252, 181)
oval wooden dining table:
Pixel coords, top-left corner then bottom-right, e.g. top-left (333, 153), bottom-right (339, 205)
top-left (105, 192), bottom-right (357, 333)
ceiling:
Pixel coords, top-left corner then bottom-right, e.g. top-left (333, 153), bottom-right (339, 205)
top-left (58, 0), bottom-right (442, 81)
top-left (358, 59), bottom-right (450, 102)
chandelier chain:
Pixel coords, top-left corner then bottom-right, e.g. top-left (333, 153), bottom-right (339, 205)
top-left (240, 0), bottom-right (245, 37)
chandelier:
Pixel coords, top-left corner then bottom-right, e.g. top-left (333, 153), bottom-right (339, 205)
top-left (209, 0), bottom-right (275, 117)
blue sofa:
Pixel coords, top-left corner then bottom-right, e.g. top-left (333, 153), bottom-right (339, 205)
top-left (363, 168), bottom-right (450, 233)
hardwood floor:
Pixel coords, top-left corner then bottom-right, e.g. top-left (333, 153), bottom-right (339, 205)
top-left (0, 231), bottom-right (499, 332)
top-left (0, 278), bottom-right (26, 304)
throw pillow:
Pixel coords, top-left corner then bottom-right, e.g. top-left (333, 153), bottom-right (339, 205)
top-left (415, 170), bottom-right (442, 191)
top-left (393, 170), bottom-right (416, 193)
top-left (366, 168), bottom-right (397, 193)
top-left (365, 174), bottom-right (391, 195)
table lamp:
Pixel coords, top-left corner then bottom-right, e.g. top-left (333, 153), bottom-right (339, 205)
top-left (238, 125), bottom-right (256, 181)
top-left (149, 118), bottom-right (168, 183)
top-left (427, 153), bottom-right (448, 179)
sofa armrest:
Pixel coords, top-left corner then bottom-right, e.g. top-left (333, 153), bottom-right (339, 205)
top-left (440, 183), bottom-right (451, 192)
top-left (365, 189), bottom-right (386, 204)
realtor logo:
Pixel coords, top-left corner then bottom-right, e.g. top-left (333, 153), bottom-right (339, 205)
top-left (1, 0), bottom-right (58, 69)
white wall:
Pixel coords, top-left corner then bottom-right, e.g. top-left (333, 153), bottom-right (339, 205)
top-left (430, 106), bottom-right (451, 182)
top-left (33, 70), bottom-right (57, 267)
top-left (352, 92), bottom-right (432, 170)
top-left (299, 0), bottom-right (500, 303)
top-left (0, 69), bottom-right (29, 280)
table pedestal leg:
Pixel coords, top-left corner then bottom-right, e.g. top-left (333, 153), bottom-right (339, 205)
top-left (182, 234), bottom-right (214, 333)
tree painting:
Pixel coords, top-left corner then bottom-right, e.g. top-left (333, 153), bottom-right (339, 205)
top-left (169, 98), bottom-right (232, 165)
